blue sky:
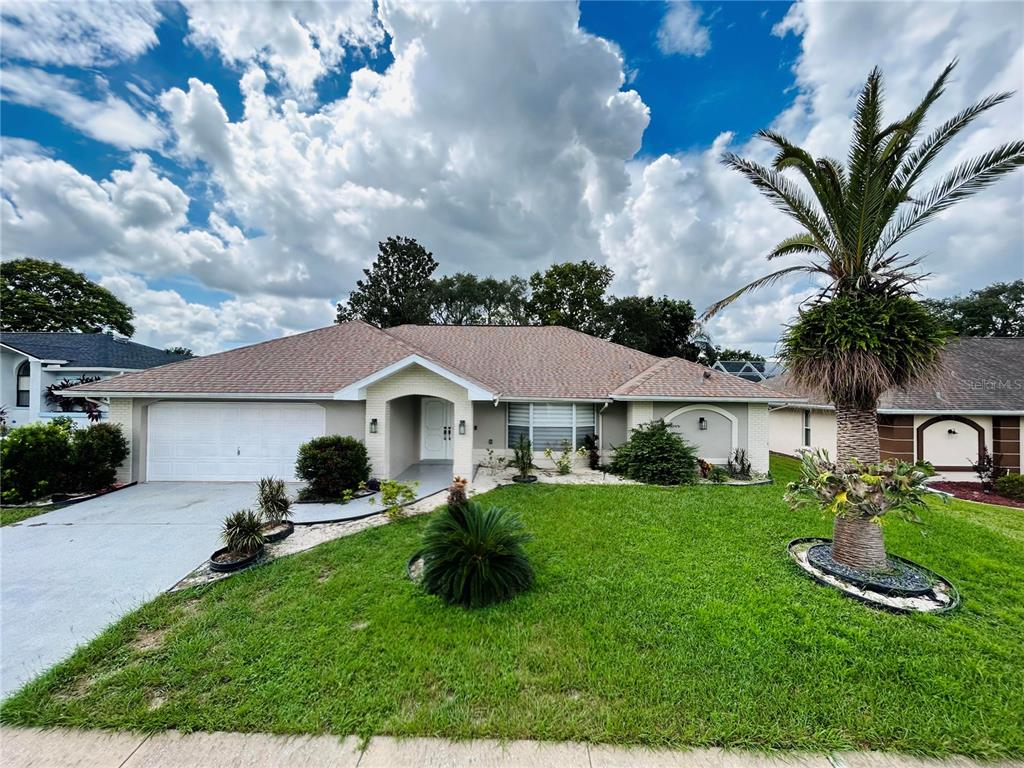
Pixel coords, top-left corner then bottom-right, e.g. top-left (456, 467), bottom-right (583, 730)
top-left (1, 2), bottom-right (1020, 354)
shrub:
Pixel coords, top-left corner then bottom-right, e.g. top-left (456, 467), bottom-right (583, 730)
top-left (374, 479), bottom-right (419, 521)
top-left (421, 501), bottom-right (534, 609)
top-left (221, 509), bottom-right (265, 555)
top-left (544, 440), bottom-right (583, 475)
top-left (0, 421), bottom-right (73, 503)
top-left (970, 446), bottom-right (1002, 491)
top-left (709, 465), bottom-right (730, 484)
top-left (581, 433), bottom-right (600, 470)
top-left (68, 423), bottom-right (129, 493)
top-left (610, 420), bottom-right (698, 485)
top-left (995, 473), bottom-right (1024, 501)
top-left (511, 433), bottom-right (534, 479)
top-left (295, 435), bottom-right (371, 500)
top-left (256, 477), bottom-right (292, 525)
top-left (727, 448), bottom-right (752, 480)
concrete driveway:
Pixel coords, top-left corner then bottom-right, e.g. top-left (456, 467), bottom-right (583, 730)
top-left (0, 483), bottom-right (257, 699)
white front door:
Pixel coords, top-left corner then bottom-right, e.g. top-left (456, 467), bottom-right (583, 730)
top-left (421, 398), bottom-right (453, 460)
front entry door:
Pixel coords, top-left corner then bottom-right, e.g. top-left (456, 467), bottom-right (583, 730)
top-left (421, 398), bottom-right (454, 460)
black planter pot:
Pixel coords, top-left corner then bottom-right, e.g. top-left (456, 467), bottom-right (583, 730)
top-left (209, 545), bottom-right (264, 573)
top-left (512, 475), bottom-right (538, 484)
top-left (262, 520), bottom-right (294, 543)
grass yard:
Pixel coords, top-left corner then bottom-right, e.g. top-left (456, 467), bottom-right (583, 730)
top-left (2, 455), bottom-right (1022, 757)
top-left (0, 506), bottom-right (51, 526)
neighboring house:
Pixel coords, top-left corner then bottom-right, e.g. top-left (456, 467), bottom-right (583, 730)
top-left (1, 332), bottom-right (190, 428)
top-left (64, 321), bottom-right (797, 484)
top-left (711, 359), bottom-right (783, 383)
top-left (769, 337), bottom-right (1023, 477)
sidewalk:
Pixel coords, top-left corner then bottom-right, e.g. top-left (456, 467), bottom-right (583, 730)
top-left (2, 728), bottom-right (1021, 768)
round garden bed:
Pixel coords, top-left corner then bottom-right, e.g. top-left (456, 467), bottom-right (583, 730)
top-left (788, 538), bottom-right (959, 614)
top-left (262, 520), bottom-right (294, 543)
top-left (209, 546), bottom-right (264, 573)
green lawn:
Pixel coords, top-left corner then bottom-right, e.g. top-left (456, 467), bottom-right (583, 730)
top-left (2, 455), bottom-right (1022, 757)
top-left (0, 506), bottom-right (51, 526)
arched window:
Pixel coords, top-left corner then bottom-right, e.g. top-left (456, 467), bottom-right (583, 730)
top-left (16, 361), bottom-right (30, 407)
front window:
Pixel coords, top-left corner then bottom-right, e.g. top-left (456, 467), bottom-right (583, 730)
top-left (16, 362), bottom-right (30, 407)
top-left (802, 410), bottom-right (812, 447)
top-left (507, 402), bottom-right (596, 451)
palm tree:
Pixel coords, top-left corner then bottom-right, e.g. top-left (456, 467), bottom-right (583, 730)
top-left (706, 61), bottom-right (1024, 569)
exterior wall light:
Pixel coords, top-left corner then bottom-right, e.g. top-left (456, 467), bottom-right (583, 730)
top-left (369, 418), bottom-right (378, 434)
top-left (698, 416), bottom-right (708, 431)
top-left (458, 419), bottom-right (466, 435)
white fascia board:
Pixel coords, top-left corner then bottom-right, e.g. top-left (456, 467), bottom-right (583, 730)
top-left (332, 354), bottom-right (494, 401)
top-left (878, 408), bottom-right (1024, 416)
top-left (0, 342), bottom-right (41, 360)
top-left (496, 396), bottom-right (612, 404)
top-left (612, 395), bottom-right (804, 404)
top-left (54, 391), bottom-right (328, 400)
top-left (44, 366), bottom-right (139, 373)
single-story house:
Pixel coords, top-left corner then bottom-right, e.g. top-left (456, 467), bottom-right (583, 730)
top-left (769, 337), bottom-right (1023, 478)
top-left (1, 332), bottom-right (190, 428)
top-left (64, 321), bottom-right (795, 484)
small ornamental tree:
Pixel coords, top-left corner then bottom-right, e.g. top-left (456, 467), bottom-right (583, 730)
top-left (610, 420), bottom-right (698, 486)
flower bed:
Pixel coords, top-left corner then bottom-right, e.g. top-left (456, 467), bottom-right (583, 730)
top-left (931, 481), bottom-right (1024, 509)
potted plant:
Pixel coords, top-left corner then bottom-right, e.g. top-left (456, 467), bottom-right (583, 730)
top-left (257, 477), bottom-right (294, 542)
top-left (210, 509), bottom-right (266, 572)
top-left (511, 433), bottom-right (537, 483)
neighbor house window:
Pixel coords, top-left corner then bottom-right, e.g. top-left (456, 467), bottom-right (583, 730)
top-left (802, 410), bottom-right (812, 447)
top-left (507, 402), bottom-right (596, 451)
top-left (16, 361), bottom-right (30, 407)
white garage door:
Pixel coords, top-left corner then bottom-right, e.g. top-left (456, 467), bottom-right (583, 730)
top-left (147, 402), bottom-right (326, 481)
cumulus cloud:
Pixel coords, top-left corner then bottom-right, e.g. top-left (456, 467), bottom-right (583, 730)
top-left (183, 0), bottom-right (383, 100)
top-left (0, 1), bottom-right (162, 66)
top-left (1, 66), bottom-right (164, 149)
top-left (611, 0), bottom-right (1023, 353)
top-left (99, 273), bottom-right (336, 355)
top-left (157, 1), bottom-right (649, 303)
top-left (657, 1), bottom-right (711, 57)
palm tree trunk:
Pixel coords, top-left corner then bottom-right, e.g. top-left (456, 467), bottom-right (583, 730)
top-left (832, 402), bottom-right (886, 570)
top-left (832, 515), bottom-right (887, 570)
top-left (835, 402), bottom-right (880, 465)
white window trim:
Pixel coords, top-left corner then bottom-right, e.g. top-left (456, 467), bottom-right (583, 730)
top-left (802, 409), bottom-right (812, 448)
top-left (506, 401), bottom-right (596, 451)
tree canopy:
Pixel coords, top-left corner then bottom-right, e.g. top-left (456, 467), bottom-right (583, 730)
top-left (336, 236), bottom-right (439, 327)
top-left (527, 261), bottom-right (613, 335)
top-left (0, 258), bottom-right (135, 336)
top-left (923, 280), bottom-right (1024, 337)
top-left (604, 295), bottom-right (706, 360)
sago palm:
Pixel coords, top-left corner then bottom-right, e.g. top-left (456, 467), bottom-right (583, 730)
top-left (707, 60), bottom-right (1024, 466)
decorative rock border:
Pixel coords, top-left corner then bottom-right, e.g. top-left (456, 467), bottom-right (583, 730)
top-left (788, 537), bottom-right (960, 614)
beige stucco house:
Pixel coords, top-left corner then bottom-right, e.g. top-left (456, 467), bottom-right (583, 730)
top-left (769, 338), bottom-right (1023, 479)
top-left (66, 321), bottom-right (795, 484)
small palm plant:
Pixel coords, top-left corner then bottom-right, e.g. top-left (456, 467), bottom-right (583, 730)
top-left (256, 477), bottom-right (293, 526)
top-left (221, 509), bottom-right (265, 556)
top-left (421, 501), bottom-right (534, 609)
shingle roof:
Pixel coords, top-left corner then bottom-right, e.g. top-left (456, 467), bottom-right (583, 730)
top-left (612, 357), bottom-right (792, 400)
top-left (772, 338), bottom-right (1024, 412)
top-left (0, 332), bottom-right (189, 370)
top-left (68, 321), bottom-right (802, 401)
top-left (383, 324), bottom-right (659, 399)
top-left (69, 322), bottom-right (421, 394)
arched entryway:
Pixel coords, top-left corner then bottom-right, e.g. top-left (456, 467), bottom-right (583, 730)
top-left (916, 415), bottom-right (984, 471)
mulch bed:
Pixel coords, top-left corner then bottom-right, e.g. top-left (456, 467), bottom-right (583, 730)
top-left (931, 481), bottom-right (1024, 509)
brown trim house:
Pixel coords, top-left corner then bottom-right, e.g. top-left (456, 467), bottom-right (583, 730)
top-left (768, 338), bottom-right (1024, 476)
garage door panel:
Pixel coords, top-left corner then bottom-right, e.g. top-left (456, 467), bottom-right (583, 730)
top-left (147, 403), bottom-right (325, 482)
